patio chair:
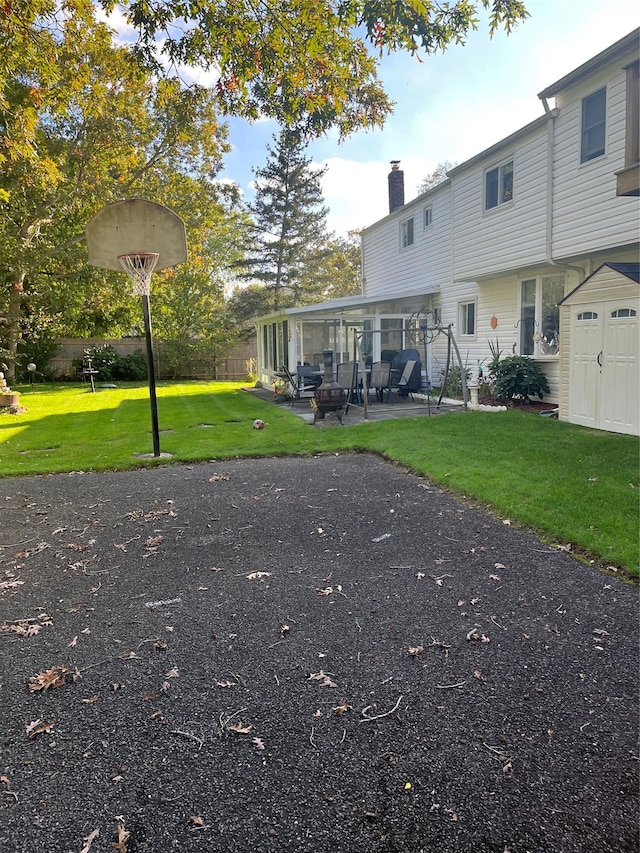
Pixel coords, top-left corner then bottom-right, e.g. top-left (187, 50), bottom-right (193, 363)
top-left (337, 361), bottom-right (361, 404)
top-left (297, 364), bottom-right (322, 390)
top-left (391, 349), bottom-right (422, 400)
top-left (368, 361), bottom-right (392, 403)
top-left (279, 365), bottom-right (317, 406)
top-left (396, 359), bottom-right (422, 400)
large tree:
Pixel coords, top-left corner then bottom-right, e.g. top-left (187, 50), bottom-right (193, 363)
top-left (4, 1), bottom-right (529, 142)
top-left (0, 5), bottom-right (244, 378)
top-left (240, 130), bottom-right (331, 311)
top-left (106, 0), bottom-right (530, 138)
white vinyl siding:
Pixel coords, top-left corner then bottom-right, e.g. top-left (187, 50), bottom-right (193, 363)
top-left (451, 128), bottom-right (549, 281)
top-left (551, 52), bottom-right (639, 258)
top-left (363, 185), bottom-right (452, 300)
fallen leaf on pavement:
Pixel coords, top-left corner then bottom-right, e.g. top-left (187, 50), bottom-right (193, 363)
top-left (26, 719), bottom-right (54, 739)
top-left (110, 821), bottom-right (130, 853)
top-left (188, 816), bottom-right (205, 826)
top-left (252, 737), bottom-right (265, 750)
top-left (466, 629), bottom-right (491, 643)
top-left (228, 722), bottom-right (252, 734)
top-left (246, 571), bottom-right (271, 580)
top-left (408, 646), bottom-right (424, 656)
top-left (308, 670), bottom-right (337, 688)
top-left (28, 665), bottom-right (68, 692)
top-left (80, 827), bottom-right (99, 853)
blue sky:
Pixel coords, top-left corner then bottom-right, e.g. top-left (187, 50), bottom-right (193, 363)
top-left (217, 0), bottom-right (639, 235)
top-left (104, 1), bottom-right (639, 236)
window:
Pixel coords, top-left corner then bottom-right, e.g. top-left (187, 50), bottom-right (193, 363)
top-left (581, 87), bottom-right (606, 163)
top-left (401, 217), bottom-right (414, 248)
top-left (611, 308), bottom-right (636, 318)
top-left (519, 275), bottom-right (564, 356)
top-left (459, 301), bottom-right (476, 336)
top-left (423, 207), bottom-right (433, 228)
top-left (485, 159), bottom-right (513, 210)
top-left (380, 318), bottom-right (404, 358)
top-left (577, 311), bottom-right (598, 320)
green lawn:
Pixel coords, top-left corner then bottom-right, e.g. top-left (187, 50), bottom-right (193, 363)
top-left (2, 380), bottom-right (638, 574)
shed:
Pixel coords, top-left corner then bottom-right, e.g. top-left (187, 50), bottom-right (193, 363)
top-left (558, 262), bottom-right (639, 435)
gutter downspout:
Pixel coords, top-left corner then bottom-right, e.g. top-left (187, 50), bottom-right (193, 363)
top-left (545, 108), bottom-right (586, 281)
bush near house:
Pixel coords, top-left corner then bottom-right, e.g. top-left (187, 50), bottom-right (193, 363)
top-left (493, 355), bottom-right (551, 402)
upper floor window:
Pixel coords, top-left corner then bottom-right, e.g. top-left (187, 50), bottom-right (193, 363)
top-left (581, 87), bottom-right (606, 163)
top-left (459, 300), bottom-right (476, 337)
top-left (400, 217), bottom-right (414, 248)
top-left (485, 159), bottom-right (513, 210)
top-left (423, 206), bottom-right (433, 228)
top-left (519, 274), bottom-right (564, 357)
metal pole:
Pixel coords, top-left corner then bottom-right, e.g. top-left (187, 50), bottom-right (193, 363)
top-left (141, 294), bottom-right (161, 457)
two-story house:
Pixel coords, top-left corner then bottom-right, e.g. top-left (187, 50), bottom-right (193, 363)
top-left (253, 29), bottom-right (639, 435)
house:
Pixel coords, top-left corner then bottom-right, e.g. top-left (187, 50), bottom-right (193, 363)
top-left (254, 29), bottom-right (640, 435)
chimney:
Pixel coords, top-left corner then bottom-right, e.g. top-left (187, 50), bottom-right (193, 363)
top-left (388, 160), bottom-right (405, 214)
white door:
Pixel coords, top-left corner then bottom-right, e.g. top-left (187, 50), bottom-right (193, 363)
top-left (600, 306), bottom-right (639, 435)
top-left (569, 305), bottom-right (603, 429)
top-left (569, 302), bottom-right (639, 435)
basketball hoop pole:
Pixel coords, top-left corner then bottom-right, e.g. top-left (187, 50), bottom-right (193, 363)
top-left (117, 253), bottom-right (161, 458)
top-left (141, 293), bottom-right (161, 457)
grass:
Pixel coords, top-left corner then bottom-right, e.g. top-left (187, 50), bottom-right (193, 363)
top-left (2, 380), bottom-right (638, 574)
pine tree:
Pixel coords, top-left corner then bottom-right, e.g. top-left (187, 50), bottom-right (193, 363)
top-left (243, 131), bottom-right (330, 310)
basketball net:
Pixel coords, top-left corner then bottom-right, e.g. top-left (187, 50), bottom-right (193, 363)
top-left (118, 253), bottom-right (159, 296)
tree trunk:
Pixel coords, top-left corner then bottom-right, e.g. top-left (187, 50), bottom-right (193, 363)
top-left (4, 271), bottom-right (26, 381)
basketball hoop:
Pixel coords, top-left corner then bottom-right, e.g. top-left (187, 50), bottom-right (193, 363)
top-left (118, 252), bottom-right (159, 296)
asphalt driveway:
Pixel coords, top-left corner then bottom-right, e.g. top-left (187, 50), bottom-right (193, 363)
top-left (0, 454), bottom-right (637, 853)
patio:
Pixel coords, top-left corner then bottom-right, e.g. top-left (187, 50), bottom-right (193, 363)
top-left (243, 384), bottom-right (466, 425)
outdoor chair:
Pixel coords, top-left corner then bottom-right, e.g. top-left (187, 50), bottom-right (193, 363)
top-left (368, 361), bottom-right (392, 403)
top-left (396, 359), bottom-right (420, 400)
top-left (279, 365), bottom-right (317, 405)
top-left (337, 361), bottom-right (361, 404)
top-left (297, 364), bottom-right (322, 390)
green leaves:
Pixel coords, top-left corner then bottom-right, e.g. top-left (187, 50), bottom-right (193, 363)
top-left (104, 0), bottom-right (529, 137)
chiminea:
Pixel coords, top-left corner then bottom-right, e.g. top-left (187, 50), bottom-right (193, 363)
top-left (313, 349), bottom-right (347, 424)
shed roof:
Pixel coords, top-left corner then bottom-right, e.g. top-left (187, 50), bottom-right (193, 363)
top-left (559, 262), bottom-right (640, 305)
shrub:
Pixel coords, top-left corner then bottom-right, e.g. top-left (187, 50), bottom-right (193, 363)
top-left (72, 345), bottom-right (147, 382)
top-left (441, 364), bottom-right (472, 398)
top-left (16, 338), bottom-right (60, 381)
top-left (116, 349), bottom-right (147, 380)
top-left (492, 355), bottom-right (550, 402)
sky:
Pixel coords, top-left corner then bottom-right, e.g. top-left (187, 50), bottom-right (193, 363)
top-left (215, 0), bottom-right (640, 236)
top-left (104, 1), bottom-right (640, 236)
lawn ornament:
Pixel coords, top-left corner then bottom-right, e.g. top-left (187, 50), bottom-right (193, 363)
top-left (253, 419), bottom-right (265, 430)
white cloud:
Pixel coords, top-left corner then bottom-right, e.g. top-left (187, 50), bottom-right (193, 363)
top-left (316, 156), bottom-right (439, 236)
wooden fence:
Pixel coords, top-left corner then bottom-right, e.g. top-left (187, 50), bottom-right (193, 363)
top-left (48, 338), bottom-right (257, 381)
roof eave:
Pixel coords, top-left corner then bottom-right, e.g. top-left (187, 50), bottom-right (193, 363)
top-left (538, 28), bottom-right (639, 100)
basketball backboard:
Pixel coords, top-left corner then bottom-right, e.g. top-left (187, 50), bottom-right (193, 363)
top-left (85, 198), bottom-right (187, 272)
